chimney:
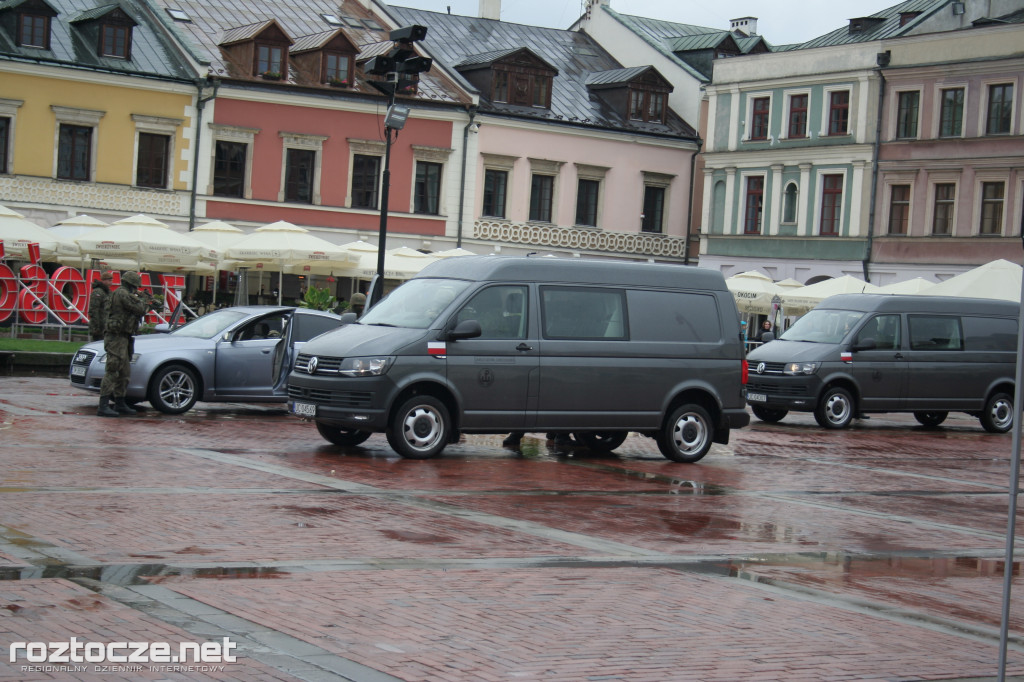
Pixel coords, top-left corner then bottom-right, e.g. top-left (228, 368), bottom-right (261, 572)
top-left (730, 16), bottom-right (758, 36)
top-left (480, 0), bottom-right (500, 21)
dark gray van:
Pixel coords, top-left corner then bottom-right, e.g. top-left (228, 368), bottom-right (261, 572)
top-left (287, 256), bottom-right (750, 461)
top-left (746, 294), bottom-right (1018, 432)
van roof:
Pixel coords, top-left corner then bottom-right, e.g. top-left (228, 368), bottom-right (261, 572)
top-left (819, 293), bottom-right (1019, 317)
top-left (416, 256), bottom-right (728, 290)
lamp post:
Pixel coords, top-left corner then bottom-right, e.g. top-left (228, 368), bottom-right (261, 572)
top-left (364, 25), bottom-right (432, 307)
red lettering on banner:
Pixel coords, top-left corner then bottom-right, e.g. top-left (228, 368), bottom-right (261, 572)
top-left (49, 266), bottom-right (89, 324)
top-left (17, 263), bottom-right (48, 324)
top-left (0, 263), bottom-right (17, 323)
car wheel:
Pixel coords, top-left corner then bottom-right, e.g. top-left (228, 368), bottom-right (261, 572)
top-left (574, 431), bottom-right (628, 453)
top-left (656, 404), bottom-right (712, 463)
top-left (387, 395), bottom-right (451, 459)
top-left (814, 386), bottom-right (854, 429)
top-left (751, 406), bottom-right (788, 423)
top-left (980, 392), bottom-right (1013, 434)
top-left (148, 364), bottom-right (199, 414)
top-left (914, 411), bottom-right (948, 428)
top-left (315, 422), bottom-right (372, 446)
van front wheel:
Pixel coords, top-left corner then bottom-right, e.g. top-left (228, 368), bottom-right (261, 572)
top-left (981, 392), bottom-right (1013, 434)
top-left (657, 404), bottom-right (712, 463)
top-left (751, 406), bottom-right (788, 423)
top-left (574, 431), bottom-right (628, 453)
top-left (814, 387), bottom-right (854, 429)
top-left (316, 422), bottom-right (372, 446)
top-left (914, 411), bottom-right (948, 428)
top-left (387, 395), bottom-right (451, 459)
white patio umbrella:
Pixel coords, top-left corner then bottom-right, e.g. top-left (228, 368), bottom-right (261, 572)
top-left (775, 278), bottom-right (804, 289)
top-left (782, 275), bottom-right (882, 315)
top-left (75, 214), bottom-right (208, 270)
top-left (354, 245), bottom-right (438, 280)
top-left (188, 221), bottom-right (247, 304)
top-left (725, 271), bottom-right (784, 315)
top-left (432, 247), bottom-right (478, 258)
top-left (0, 204), bottom-right (80, 261)
top-left (224, 221), bottom-right (358, 304)
top-left (921, 259), bottom-right (1022, 302)
top-left (49, 214), bottom-right (109, 240)
top-left (876, 277), bottom-right (936, 295)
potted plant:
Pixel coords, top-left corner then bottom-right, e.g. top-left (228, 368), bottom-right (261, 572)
top-left (328, 76), bottom-right (349, 88)
top-left (260, 70), bottom-right (282, 81)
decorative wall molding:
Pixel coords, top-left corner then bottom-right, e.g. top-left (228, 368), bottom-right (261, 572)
top-left (0, 175), bottom-right (190, 215)
top-left (473, 219), bottom-right (688, 259)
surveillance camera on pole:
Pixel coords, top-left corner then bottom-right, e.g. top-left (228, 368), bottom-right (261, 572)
top-left (366, 25), bottom-right (433, 308)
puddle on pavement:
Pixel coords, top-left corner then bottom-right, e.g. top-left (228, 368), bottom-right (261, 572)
top-left (380, 529), bottom-right (456, 544)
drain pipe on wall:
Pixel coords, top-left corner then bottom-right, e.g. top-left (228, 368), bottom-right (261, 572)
top-left (863, 52), bottom-right (889, 281)
top-left (456, 106), bottom-right (478, 248)
top-left (684, 138), bottom-right (702, 266)
top-left (188, 77), bottom-right (219, 231)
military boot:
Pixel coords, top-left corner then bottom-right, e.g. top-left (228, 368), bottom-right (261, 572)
top-left (113, 397), bottom-right (137, 415)
top-left (97, 395), bottom-right (119, 417)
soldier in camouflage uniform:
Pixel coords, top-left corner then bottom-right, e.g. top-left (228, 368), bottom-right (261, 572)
top-left (98, 271), bottom-right (156, 417)
top-left (88, 270), bottom-right (113, 342)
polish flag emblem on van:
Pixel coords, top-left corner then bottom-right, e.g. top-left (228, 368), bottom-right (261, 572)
top-left (841, 351), bottom-right (853, 363)
top-left (428, 342), bottom-right (447, 357)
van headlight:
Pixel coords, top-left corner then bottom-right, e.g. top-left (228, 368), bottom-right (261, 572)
top-left (784, 362), bottom-right (819, 375)
top-left (338, 356), bottom-right (392, 377)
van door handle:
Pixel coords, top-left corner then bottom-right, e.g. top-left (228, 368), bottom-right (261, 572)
top-left (516, 343), bottom-right (533, 352)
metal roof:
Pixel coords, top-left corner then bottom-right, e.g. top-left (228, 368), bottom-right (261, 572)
top-left (797, 0), bottom-right (945, 48)
top-left (387, 5), bottom-right (697, 139)
top-left (584, 65), bottom-right (652, 87)
top-left (0, 0), bottom-right (196, 79)
top-left (145, 0), bottom-right (470, 104)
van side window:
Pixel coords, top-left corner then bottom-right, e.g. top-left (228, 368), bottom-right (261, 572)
top-left (541, 286), bottom-right (627, 340)
top-left (963, 316), bottom-right (1017, 351)
top-left (628, 290), bottom-right (721, 343)
top-left (908, 315), bottom-right (964, 351)
top-left (855, 314), bottom-right (900, 350)
top-left (455, 285), bottom-right (528, 339)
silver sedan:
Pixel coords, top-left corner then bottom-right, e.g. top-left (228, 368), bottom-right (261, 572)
top-left (70, 306), bottom-right (344, 414)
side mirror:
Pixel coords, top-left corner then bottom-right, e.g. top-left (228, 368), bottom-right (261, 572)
top-left (760, 331), bottom-right (774, 343)
top-left (338, 312), bottom-right (358, 325)
top-left (852, 338), bottom-right (876, 351)
top-left (447, 319), bottom-right (482, 341)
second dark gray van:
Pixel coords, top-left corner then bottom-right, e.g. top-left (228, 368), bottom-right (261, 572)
top-left (746, 294), bottom-right (1018, 432)
top-left (287, 256), bottom-right (750, 461)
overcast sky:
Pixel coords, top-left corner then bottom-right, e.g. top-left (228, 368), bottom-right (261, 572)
top-left (386, 0), bottom-right (900, 46)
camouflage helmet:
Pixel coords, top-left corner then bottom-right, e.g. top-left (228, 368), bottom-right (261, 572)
top-left (122, 271), bottom-right (142, 287)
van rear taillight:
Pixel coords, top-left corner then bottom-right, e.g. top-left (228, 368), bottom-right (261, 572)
top-left (741, 359), bottom-right (749, 384)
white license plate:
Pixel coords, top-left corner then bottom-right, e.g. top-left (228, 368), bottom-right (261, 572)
top-left (71, 365), bottom-right (87, 377)
top-left (746, 392), bottom-right (767, 402)
top-left (291, 401), bottom-right (316, 417)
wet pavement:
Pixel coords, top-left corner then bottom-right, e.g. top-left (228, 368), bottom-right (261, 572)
top-left (2, 376), bottom-right (1024, 680)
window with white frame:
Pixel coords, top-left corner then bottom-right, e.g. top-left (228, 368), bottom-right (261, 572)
top-left (979, 180), bottom-right (1005, 235)
top-left (641, 171), bottom-right (673, 234)
top-left (931, 183), bottom-right (956, 236)
top-left (574, 164), bottom-right (608, 228)
top-left (209, 123), bottom-right (258, 198)
top-left (895, 91), bottom-right (920, 139)
top-left (131, 114), bottom-right (182, 190)
top-left (52, 105), bottom-right (104, 182)
top-left (0, 98), bottom-right (23, 175)
top-left (784, 91), bottom-right (809, 139)
top-left (938, 87), bottom-right (965, 138)
top-left (824, 88), bottom-right (850, 136)
top-left (348, 138), bottom-right (385, 209)
top-left (528, 157), bottom-right (564, 223)
top-left (818, 173), bottom-right (844, 235)
top-left (481, 153), bottom-right (516, 219)
top-left (744, 92), bottom-right (771, 141)
top-left (411, 145), bottom-right (452, 215)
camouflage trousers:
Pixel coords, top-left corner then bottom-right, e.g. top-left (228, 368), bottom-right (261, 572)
top-left (100, 334), bottom-right (133, 397)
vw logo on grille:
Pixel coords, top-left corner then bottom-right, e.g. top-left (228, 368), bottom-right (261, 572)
top-left (757, 362), bottom-right (766, 374)
top-left (307, 356), bottom-right (319, 374)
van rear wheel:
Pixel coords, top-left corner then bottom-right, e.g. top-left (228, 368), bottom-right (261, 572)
top-left (980, 392), bottom-right (1013, 434)
top-left (814, 386), bottom-right (854, 429)
top-left (387, 395), bottom-right (451, 459)
top-left (656, 404), bottom-right (712, 463)
top-left (751, 406), bottom-right (788, 423)
top-left (914, 411), bottom-right (948, 428)
top-left (574, 431), bottom-right (628, 453)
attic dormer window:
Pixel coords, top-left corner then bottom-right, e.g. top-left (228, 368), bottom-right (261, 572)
top-left (101, 22), bottom-right (130, 58)
top-left (18, 12), bottom-right (50, 48)
top-left (256, 43), bottom-right (285, 77)
top-left (492, 64), bottom-right (552, 108)
top-left (629, 86), bottom-right (667, 124)
top-left (324, 52), bottom-right (350, 85)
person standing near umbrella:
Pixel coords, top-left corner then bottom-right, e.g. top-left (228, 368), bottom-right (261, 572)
top-left (88, 270), bottom-right (113, 342)
top-left (97, 271), bottom-right (157, 417)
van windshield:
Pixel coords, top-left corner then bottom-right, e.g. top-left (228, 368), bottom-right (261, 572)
top-left (780, 309), bottom-right (865, 344)
top-left (359, 278), bottom-right (470, 329)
